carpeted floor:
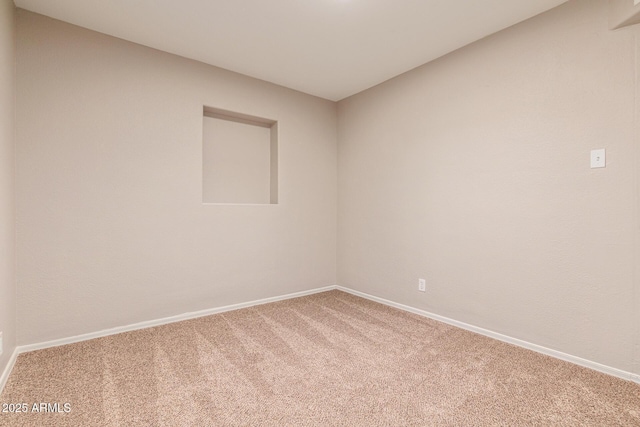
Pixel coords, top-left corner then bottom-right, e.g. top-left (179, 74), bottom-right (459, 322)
top-left (1, 290), bottom-right (639, 426)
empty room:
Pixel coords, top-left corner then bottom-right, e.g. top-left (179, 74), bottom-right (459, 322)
top-left (1, 0), bottom-right (640, 425)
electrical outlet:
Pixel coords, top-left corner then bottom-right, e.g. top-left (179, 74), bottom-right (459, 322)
top-left (418, 278), bottom-right (426, 292)
top-left (590, 149), bottom-right (605, 168)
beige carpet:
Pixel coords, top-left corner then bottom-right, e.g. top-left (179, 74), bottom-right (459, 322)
top-left (1, 290), bottom-right (639, 426)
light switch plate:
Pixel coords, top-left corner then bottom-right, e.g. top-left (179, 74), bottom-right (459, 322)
top-left (590, 149), bottom-right (606, 168)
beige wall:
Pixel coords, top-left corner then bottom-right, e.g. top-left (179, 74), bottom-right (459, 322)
top-left (635, 31), bottom-right (640, 379)
top-left (202, 116), bottom-right (272, 204)
top-left (338, 0), bottom-right (640, 374)
top-left (0, 0), bottom-right (15, 374)
top-left (15, 10), bottom-right (337, 344)
top-left (609, 0), bottom-right (640, 29)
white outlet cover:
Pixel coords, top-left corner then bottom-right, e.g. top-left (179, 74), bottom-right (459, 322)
top-left (590, 149), bottom-right (606, 168)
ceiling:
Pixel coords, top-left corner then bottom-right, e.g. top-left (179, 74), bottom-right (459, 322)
top-left (15, 0), bottom-right (568, 101)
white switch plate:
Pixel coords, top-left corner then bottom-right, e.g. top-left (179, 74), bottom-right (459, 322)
top-left (590, 149), bottom-right (606, 168)
top-left (418, 278), bottom-right (426, 292)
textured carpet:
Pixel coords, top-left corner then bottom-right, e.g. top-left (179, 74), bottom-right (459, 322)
top-left (1, 290), bottom-right (639, 426)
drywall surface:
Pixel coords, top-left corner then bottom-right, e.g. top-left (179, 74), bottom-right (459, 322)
top-left (202, 116), bottom-right (272, 204)
top-left (635, 29), bottom-right (640, 379)
top-left (16, 10), bottom-right (337, 344)
top-left (338, 0), bottom-right (639, 374)
top-left (0, 0), bottom-right (15, 374)
top-left (609, 0), bottom-right (640, 29)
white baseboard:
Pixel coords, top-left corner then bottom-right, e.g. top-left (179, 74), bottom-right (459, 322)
top-left (17, 285), bottom-right (337, 354)
top-left (336, 286), bottom-right (640, 385)
top-left (5, 284), bottom-right (639, 393)
top-left (0, 348), bottom-right (19, 395)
